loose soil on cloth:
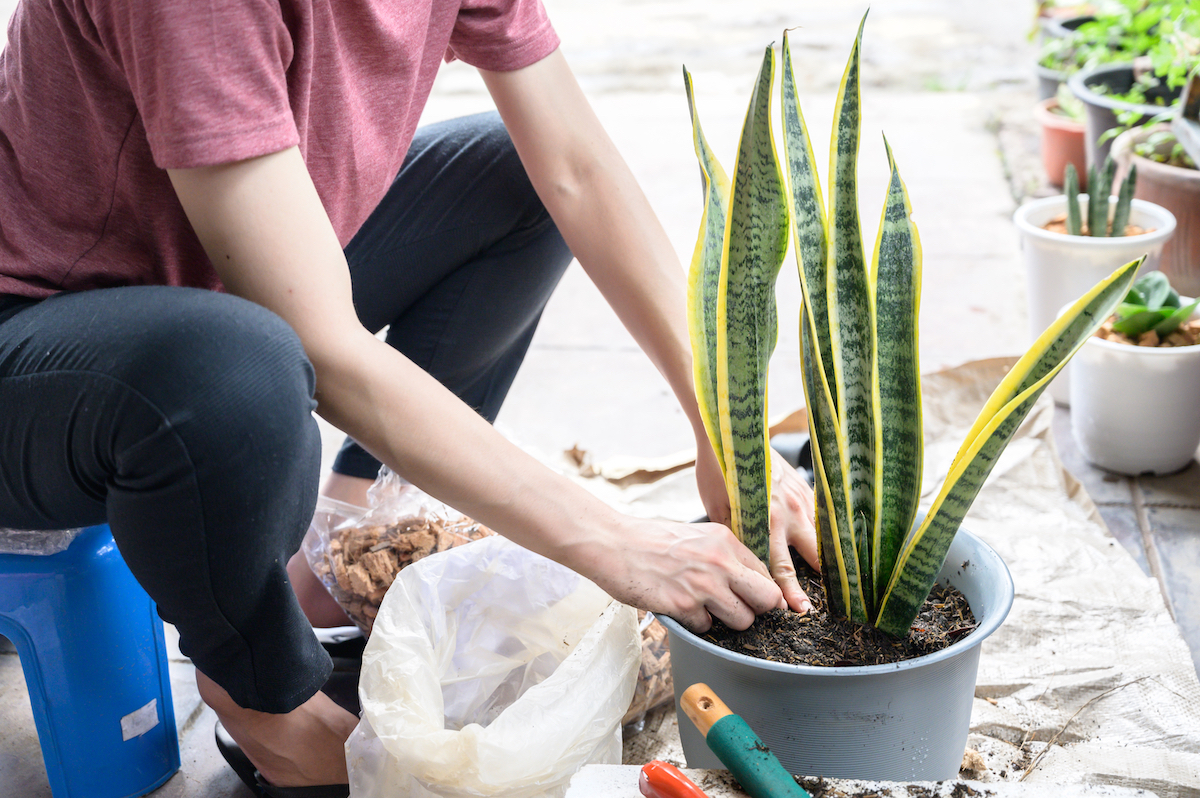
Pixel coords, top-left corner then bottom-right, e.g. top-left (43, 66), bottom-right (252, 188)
top-left (700, 554), bottom-right (977, 667)
top-left (1041, 214), bottom-right (1149, 237)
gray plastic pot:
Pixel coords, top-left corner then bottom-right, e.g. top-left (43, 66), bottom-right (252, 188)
top-left (1068, 62), bottom-right (1180, 168)
top-left (658, 528), bottom-right (1013, 782)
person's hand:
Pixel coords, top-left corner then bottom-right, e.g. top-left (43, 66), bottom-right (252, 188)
top-left (766, 448), bottom-right (818, 614)
top-left (582, 516), bottom-right (785, 633)
top-left (696, 441), bottom-right (818, 614)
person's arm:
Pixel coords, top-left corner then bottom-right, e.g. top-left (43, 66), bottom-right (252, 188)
top-left (480, 49), bottom-right (817, 610)
top-left (166, 144), bottom-right (782, 632)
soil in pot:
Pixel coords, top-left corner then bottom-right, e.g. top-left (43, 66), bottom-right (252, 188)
top-left (1040, 213), bottom-right (1150, 236)
top-left (699, 551), bottom-right (977, 667)
top-left (1094, 315), bottom-right (1200, 348)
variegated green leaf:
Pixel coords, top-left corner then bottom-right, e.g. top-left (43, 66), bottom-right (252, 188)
top-left (714, 45), bottom-right (790, 561)
top-left (870, 138), bottom-right (922, 605)
top-left (781, 32), bottom-right (835, 416)
top-left (873, 258), bottom-right (1140, 635)
top-left (684, 67), bottom-right (732, 481)
top-left (826, 12), bottom-right (877, 611)
top-left (802, 311), bottom-right (868, 622)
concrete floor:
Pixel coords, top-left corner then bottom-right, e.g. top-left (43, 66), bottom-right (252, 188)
top-left (1, 0), bottom-right (1197, 795)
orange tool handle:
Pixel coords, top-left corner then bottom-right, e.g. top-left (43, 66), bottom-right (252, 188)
top-left (639, 760), bottom-right (710, 798)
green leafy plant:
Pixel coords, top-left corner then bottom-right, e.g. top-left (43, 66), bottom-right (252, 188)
top-left (1053, 83), bottom-right (1087, 121)
top-left (1062, 156), bottom-right (1137, 235)
top-left (685, 15), bottom-right (1141, 638)
top-left (1039, 0), bottom-right (1200, 79)
top-left (1112, 271), bottom-right (1200, 337)
top-left (1132, 127), bottom-right (1198, 168)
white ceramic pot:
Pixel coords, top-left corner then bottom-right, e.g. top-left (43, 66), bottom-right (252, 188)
top-left (1069, 303), bottom-right (1200, 476)
top-left (1013, 195), bottom-right (1176, 405)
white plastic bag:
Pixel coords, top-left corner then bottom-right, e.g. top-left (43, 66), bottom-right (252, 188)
top-left (346, 535), bottom-right (640, 798)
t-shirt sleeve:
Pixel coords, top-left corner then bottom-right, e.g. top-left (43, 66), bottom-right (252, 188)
top-left (447, 0), bottom-right (560, 72)
top-left (85, 0), bottom-right (299, 169)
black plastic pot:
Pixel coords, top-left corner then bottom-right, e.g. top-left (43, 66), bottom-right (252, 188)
top-left (1039, 14), bottom-right (1094, 40)
top-left (1035, 16), bottom-right (1093, 100)
top-left (1068, 62), bottom-right (1180, 168)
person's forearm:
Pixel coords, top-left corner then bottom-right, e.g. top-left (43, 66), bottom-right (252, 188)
top-left (309, 328), bottom-right (629, 567)
top-left (482, 53), bottom-right (708, 445)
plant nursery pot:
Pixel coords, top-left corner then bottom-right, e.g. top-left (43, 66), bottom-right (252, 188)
top-left (1069, 302), bottom-right (1200, 476)
top-left (1036, 63), bottom-right (1068, 102)
top-left (1112, 126), bottom-right (1200, 297)
top-left (1034, 15), bottom-right (1092, 100)
top-left (1035, 97), bottom-right (1087, 188)
top-left (1012, 194), bottom-right (1175, 405)
top-left (658, 528), bottom-right (1013, 782)
top-left (1068, 62), bottom-right (1181, 169)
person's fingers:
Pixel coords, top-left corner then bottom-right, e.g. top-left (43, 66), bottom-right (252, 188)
top-left (769, 522), bottom-right (813, 614)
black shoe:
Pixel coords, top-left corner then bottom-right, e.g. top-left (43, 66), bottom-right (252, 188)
top-left (214, 721), bottom-right (350, 798)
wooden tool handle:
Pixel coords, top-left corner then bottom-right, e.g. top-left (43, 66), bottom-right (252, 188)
top-left (680, 682), bottom-right (732, 738)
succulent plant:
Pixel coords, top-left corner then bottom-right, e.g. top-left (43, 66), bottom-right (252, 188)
top-left (1113, 271), bottom-right (1200, 337)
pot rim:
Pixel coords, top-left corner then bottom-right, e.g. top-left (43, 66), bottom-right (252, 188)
top-left (1067, 62), bottom-right (1180, 118)
top-left (1012, 195), bottom-right (1176, 245)
top-left (655, 528), bottom-right (1014, 677)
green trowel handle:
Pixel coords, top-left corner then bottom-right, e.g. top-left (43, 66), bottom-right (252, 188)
top-left (706, 714), bottom-right (811, 798)
top-left (680, 683), bottom-right (810, 798)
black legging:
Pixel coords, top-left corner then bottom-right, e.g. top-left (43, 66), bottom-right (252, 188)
top-left (0, 112), bottom-right (573, 712)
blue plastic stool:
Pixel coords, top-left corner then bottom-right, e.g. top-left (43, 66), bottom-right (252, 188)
top-left (0, 524), bottom-right (181, 798)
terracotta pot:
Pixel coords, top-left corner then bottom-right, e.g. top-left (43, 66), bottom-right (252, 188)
top-left (1035, 97), bottom-right (1087, 188)
top-left (1113, 126), bottom-right (1200, 297)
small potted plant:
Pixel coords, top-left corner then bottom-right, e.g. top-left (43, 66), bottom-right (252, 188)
top-left (1070, 270), bottom-right (1200, 475)
top-left (1111, 121), bottom-right (1200, 295)
top-left (659, 15), bottom-right (1140, 782)
top-left (1036, 84), bottom-right (1089, 187)
top-left (1013, 156), bottom-right (1176, 404)
top-left (1066, 0), bottom-right (1200, 165)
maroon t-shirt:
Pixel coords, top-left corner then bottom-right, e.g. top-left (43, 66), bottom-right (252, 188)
top-left (0, 0), bottom-right (559, 298)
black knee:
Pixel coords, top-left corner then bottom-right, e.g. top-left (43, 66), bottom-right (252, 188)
top-left (105, 288), bottom-right (320, 495)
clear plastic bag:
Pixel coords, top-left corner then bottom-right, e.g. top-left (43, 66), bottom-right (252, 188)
top-left (345, 535), bottom-right (640, 798)
top-left (621, 611), bottom-right (674, 729)
top-left (303, 468), bottom-right (494, 635)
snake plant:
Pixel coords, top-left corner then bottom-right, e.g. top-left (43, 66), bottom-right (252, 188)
top-left (1062, 157), bottom-right (1137, 237)
top-left (686, 15), bottom-right (1141, 637)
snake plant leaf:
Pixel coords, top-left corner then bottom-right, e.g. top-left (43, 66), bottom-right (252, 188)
top-left (802, 312), bottom-right (868, 622)
top-left (1064, 165), bottom-right (1082, 237)
top-left (870, 138), bottom-right (922, 604)
top-left (874, 258), bottom-right (1140, 636)
top-left (827, 12), bottom-right (877, 611)
top-left (784, 32), bottom-right (867, 622)
top-left (714, 45), bottom-right (789, 561)
top-left (1110, 163), bottom-right (1136, 237)
top-left (781, 31), bottom-right (835, 414)
top-left (684, 67), bottom-right (733, 481)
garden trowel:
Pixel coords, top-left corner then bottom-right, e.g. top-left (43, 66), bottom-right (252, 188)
top-left (680, 683), bottom-right (811, 798)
